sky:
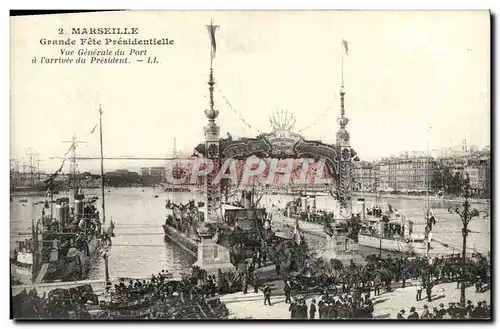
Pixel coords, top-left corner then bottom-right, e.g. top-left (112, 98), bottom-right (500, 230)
top-left (10, 11), bottom-right (490, 173)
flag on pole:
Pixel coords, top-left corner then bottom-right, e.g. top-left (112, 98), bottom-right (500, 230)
top-left (53, 160), bottom-right (65, 175)
top-left (206, 22), bottom-right (219, 61)
top-left (342, 39), bottom-right (349, 55)
top-left (89, 124), bottom-right (98, 134)
top-left (44, 159), bottom-right (66, 183)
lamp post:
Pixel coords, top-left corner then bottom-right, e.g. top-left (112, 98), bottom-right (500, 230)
top-left (450, 175), bottom-right (489, 305)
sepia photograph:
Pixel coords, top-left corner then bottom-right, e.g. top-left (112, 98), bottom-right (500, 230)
top-left (9, 10), bottom-right (491, 320)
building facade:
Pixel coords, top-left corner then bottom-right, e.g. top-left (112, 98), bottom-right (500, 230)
top-left (436, 150), bottom-right (490, 197)
top-left (377, 156), bottom-right (436, 193)
top-left (150, 166), bottom-right (166, 181)
top-left (358, 147), bottom-right (490, 198)
top-left (352, 161), bottom-right (375, 192)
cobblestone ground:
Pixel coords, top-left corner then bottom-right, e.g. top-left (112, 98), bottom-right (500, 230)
top-left (219, 281), bottom-right (491, 320)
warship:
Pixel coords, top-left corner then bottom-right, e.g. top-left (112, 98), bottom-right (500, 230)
top-left (11, 108), bottom-right (114, 284)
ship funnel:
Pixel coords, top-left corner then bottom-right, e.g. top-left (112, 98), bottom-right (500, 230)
top-left (74, 193), bottom-right (85, 217)
top-left (55, 197), bottom-right (70, 225)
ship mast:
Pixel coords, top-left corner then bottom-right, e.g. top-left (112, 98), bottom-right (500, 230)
top-left (25, 148), bottom-right (38, 187)
top-left (98, 105), bottom-right (106, 232)
top-left (63, 135), bottom-right (86, 201)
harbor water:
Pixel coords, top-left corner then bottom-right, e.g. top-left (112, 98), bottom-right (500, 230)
top-left (10, 187), bottom-right (490, 282)
top-left (10, 187), bottom-right (198, 281)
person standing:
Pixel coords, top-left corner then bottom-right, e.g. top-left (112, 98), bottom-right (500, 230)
top-left (401, 268), bottom-right (407, 289)
top-left (263, 285), bottom-right (272, 306)
top-left (284, 279), bottom-right (291, 304)
top-left (435, 303), bottom-right (446, 319)
top-left (420, 305), bottom-right (430, 319)
top-left (407, 307), bottom-right (419, 319)
top-left (425, 281), bottom-right (433, 302)
top-left (465, 300), bottom-right (474, 318)
top-left (416, 281), bottom-right (423, 301)
top-left (374, 275), bottom-right (381, 296)
top-left (309, 299), bottom-right (317, 319)
top-left (318, 299), bottom-right (325, 319)
top-left (300, 300), bottom-right (308, 319)
top-left (289, 301), bottom-right (297, 319)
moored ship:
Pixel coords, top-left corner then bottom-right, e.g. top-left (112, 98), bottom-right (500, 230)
top-left (357, 204), bottom-right (428, 255)
top-left (163, 199), bottom-right (203, 257)
top-left (11, 109), bottom-right (114, 285)
top-left (11, 191), bottom-right (111, 284)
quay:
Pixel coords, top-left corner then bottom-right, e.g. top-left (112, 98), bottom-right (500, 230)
top-left (219, 280), bottom-right (490, 319)
top-left (352, 192), bottom-right (490, 205)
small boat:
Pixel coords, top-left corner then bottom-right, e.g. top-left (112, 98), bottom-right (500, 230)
top-left (18, 199), bottom-right (28, 203)
top-left (154, 195), bottom-right (159, 198)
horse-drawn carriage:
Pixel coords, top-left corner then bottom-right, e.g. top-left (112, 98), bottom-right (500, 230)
top-left (286, 272), bottom-right (334, 297)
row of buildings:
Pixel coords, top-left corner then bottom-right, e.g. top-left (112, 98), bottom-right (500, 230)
top-left (140, 166), bottom-right (167, 179)
top-left (352, 146), bottom-right (491, 198)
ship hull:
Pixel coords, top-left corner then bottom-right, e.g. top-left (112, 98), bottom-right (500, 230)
top-left (358, 234), bottom-right (428, 255)
top-left (12, 236), bottom-right (102, 284)
top-left (163, 225), bottom-right (198, 257)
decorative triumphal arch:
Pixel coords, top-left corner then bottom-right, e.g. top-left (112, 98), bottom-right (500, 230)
top-left (191, 23), bottom-right (357, 274)
top-left (196, 71), bottom-right (357, 222)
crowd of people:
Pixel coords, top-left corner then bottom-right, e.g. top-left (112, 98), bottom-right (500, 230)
top-left (99, 269), bottom-right (230, 319)
top-left (286, 291), bottom-right (374, 319)
top-left (398, 301), bottom-right (490, 319)
top-left (13, 193), bottom-right (491, 320)
top-left (12, 268), bottom-right (230, 320)
top-left (278, 250), bottom-right (491, 320)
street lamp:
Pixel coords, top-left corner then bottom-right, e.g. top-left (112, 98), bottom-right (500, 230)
top-left (449, 176), bottom-right (489, 305)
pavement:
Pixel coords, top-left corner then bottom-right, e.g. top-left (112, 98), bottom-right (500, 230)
top-left (219, 280), bottom-right (491, 320)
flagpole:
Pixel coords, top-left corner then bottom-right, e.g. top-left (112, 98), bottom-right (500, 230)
top-left (341, 39), bottom-right (344, 90)
top-left (207, 21), bottom-right (217, 112)
top-left (98, 105), bottom-right (106, 233)
top-left (209, 20), bottom-right (214, 70)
